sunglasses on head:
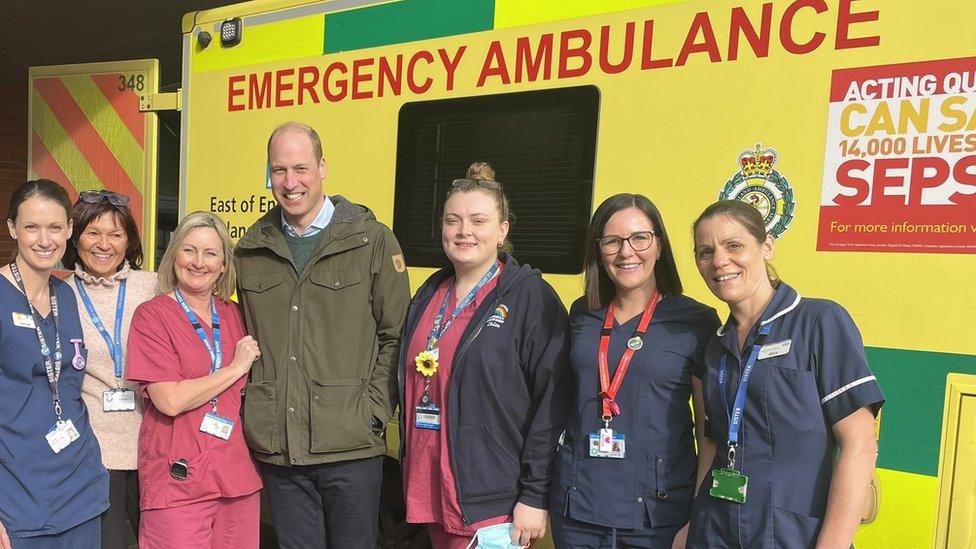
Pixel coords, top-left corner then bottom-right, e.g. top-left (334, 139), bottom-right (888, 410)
top-left (79, 190), bottom-right (130, 207)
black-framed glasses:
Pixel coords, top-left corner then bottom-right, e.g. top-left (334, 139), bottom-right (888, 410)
top-left (79, 190), bottom-right (130, 208)
top-left (598, 231), bottom-right (656, 255)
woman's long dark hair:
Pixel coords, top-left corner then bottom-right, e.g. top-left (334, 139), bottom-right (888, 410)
top-left (583, 193), bottom-right (682, 310)
top-left (63, 192), bottom-right (143, 270)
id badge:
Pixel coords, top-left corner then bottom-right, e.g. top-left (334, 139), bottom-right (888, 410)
top-left (588, 432), bottom-right (625, 459)
top-left (12, 311), bottom-right (35, 329)
top-left (103, 388), bottom-right (137, 412)
top-left (46, 419), bottom-right (80, 454)
top-left (199, 411), bottom-right (234, 440)
top-left (710, 468), bottom-right (749, 503)
top-left (414, 404), bottom-right (441, 430)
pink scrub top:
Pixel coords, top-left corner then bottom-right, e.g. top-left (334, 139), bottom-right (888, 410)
top-left (402, 273), bottom-right (508, 536)
top-left (127, 295), bottom-right (262, 511)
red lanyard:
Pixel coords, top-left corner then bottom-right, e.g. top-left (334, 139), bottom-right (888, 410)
top-left (598, 292), bottom-right (660, 420)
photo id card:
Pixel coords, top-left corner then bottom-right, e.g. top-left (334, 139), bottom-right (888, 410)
top-left (199, 411), bottom-right (234, 440)
top-left (46, 419), bottom-right (80, 453)
top-left (589, 432), bottom-right (626, 459)
top-left (102, 388), bottom-right (137, 412)
top-left (415, 404), bottom-right (441, 430)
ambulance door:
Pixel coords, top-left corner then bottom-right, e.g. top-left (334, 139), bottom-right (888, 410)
top-left (933, 374), bottom-right (976, 548)
top-left (28, 59), bottom-right (162, 267)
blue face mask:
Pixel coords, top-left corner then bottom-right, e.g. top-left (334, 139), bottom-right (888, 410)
top-left (465, 523), bottom-right (525, 549)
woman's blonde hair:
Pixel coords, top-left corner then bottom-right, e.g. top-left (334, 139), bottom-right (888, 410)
top-left (157, 211), bottom-right (237, 301)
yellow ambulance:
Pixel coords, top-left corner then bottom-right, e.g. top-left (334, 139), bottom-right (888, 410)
top-left (27, 1), bottom-right (976, 547)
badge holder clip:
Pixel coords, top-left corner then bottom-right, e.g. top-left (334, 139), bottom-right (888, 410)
top-left (710, 444), bottom-right (748, 504)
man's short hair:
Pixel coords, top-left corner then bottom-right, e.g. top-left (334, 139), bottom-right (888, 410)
top-left (267, 122), bottom-right (324, 162)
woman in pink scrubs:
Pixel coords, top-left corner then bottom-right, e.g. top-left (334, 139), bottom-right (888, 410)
top-left (127, 211), bottom-right (263, 549)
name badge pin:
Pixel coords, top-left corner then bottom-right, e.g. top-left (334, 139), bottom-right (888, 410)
top-left (627, 336), bottom-right (643, 350)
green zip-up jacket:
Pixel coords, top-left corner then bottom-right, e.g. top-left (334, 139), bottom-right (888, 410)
top-left (235, 196), bottom-right (410, 466)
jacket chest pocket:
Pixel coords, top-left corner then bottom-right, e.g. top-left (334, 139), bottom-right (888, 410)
top-left (307, 269), bottom-right (368, 325)
top-left (309, 268), bottom-right (365, 288)
top-left (240, 273), bottom-right (287, 304)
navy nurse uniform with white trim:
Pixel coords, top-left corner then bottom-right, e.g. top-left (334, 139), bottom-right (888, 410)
top-left (550, 295), bottom-right (719, 547)
top-left (687, 283), bottom-right (884, 548)
top-left (0, 277), bottom-right (108, 544)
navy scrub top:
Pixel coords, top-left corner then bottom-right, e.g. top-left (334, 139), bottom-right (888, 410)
top-left (688, 283), bottom-right (885, 548)
top-left (0, 276), bottom-right (108, 538)
top-left (550, 295), bottom-right (719, 530)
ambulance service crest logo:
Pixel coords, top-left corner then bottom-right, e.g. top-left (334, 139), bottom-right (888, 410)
top-left (719, 144), bottom-right (796, 239)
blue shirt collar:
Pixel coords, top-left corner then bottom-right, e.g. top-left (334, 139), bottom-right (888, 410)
top-left (281, 196), bottom-right (334, 237)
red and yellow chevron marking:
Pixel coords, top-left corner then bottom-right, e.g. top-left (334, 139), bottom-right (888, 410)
top-left (30, 73), bottom-right (147, 231)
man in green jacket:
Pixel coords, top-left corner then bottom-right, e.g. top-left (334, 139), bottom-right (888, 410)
top-left (235, 122), bottom-right (410, 549)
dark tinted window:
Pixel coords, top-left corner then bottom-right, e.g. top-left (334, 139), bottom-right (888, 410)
top-left (393, 86), bottom-right (599, 274)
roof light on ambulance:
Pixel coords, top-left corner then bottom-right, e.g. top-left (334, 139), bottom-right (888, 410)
top-left (221, 17), bottom-right (242, 47)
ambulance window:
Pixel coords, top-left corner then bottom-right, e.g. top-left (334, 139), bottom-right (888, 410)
top-left (393, 85), bottom-right (599, 274)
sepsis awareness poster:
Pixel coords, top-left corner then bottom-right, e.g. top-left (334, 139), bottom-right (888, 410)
top-left (818, 56), bottom-right (976, 253)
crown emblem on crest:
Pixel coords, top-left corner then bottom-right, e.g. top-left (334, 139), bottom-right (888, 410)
top-left (738, 144), bottom-right (778, 179)
top-left (720, 142), bottom-right (796, 239)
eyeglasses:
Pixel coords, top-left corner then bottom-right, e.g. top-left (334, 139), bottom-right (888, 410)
top-left (79, 190), bottom-right (130, 207)
top-left (598, 231), bottom-right (656, 255)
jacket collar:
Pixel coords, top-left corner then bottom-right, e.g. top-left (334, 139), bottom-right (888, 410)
top-left (237, 196), bottom-right (372, 258)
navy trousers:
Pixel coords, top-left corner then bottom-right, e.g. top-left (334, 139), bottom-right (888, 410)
top-left (260, 456), bottom-right (384, 549)
top-left (551, 512), bottom-right (684, 549)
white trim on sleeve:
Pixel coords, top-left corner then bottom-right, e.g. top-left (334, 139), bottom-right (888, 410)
top-left (820, 375), bottom-right (877, 405)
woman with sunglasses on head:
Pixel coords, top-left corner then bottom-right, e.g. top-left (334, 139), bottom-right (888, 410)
top-left (63, 190), bottom-right (158, 549)
top-left (549, 194), bottom-right (719, 549)
top-left (0, 180), bottom-right (108, 548)
top-left (125, 211), bottom-right (262, 549)
top-left (397, 162), bottom-right (571, 548)
top-left (686, 201), bottom-right (883, 548)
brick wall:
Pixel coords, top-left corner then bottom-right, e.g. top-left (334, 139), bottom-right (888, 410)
top-left (0, 84), bottom-right (27, 262)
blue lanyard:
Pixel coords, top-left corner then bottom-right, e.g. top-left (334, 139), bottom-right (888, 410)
top-left (426, 261), bottom-right (499, 350)
top-left (74, 277), bottom-right (126, 380)
top-left (717, 323), bottom-right (772, 449)
top-left (174, 290), bottom-right (222, 374)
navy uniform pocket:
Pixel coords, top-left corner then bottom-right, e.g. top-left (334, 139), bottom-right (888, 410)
top-left (454, 424), bottom-right (519, 502)
top-left (767, 364), bottom-right (831, 518)
top-left (772, 505), bottom-right (823, 548)
top-left (644, 454), bottom-right (694, 528)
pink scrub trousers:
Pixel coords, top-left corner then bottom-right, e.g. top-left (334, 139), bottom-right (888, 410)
top-left (139, 492), bottom-right (260, 549)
